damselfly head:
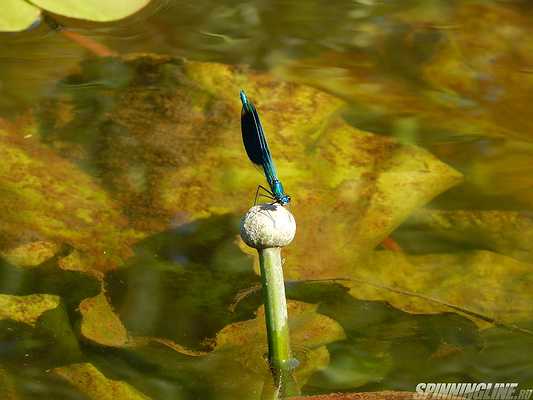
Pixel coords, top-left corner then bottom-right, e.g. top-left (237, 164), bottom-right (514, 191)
top-left (239, 90), bottom-right (248, 106)
top-left (272, 180), bottom-right (290, 205)
top-left (278, 194), bottom-right (291, 206)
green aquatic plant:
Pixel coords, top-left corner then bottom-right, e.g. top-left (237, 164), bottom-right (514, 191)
top-left (240, 204), bottom-right (297, 397)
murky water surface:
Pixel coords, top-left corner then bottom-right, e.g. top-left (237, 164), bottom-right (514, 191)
top-left (1, 1), bottom-right (533, 398)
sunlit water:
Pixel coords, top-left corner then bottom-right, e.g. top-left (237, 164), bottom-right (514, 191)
top-left (1, 1), bottom-right (533, 399)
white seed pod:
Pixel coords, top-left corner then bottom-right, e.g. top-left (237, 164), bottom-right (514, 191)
top-left (240, 203), bottom-right (296, 249)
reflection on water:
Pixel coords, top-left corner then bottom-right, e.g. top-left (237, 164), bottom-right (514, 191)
top-left (1, 0), bottom-right (533, 398)
top-left (107, 214), bottom-right (259, 350)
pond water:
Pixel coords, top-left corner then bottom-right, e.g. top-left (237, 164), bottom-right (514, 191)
top-left (1, 0), bottom-right (533, 399)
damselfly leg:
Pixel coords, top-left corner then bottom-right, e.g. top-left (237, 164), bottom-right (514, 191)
top-left (254, 185), bottom-right (275, 205)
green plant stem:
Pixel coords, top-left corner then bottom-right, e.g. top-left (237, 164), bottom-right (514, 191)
top-left (259, 247), bottom-right (300, 398)
top-left (259, 247), bottom-right (291, 370)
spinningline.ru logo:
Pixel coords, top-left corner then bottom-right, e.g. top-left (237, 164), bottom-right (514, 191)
top-left (415, 383), bottom-right (533, 400)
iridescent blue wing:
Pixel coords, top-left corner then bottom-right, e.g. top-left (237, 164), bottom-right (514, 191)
top-left (240, 92), bottom-right (278, 189)
top-left (241, 99), bottom-right (264, 165)
top-left (250, 105), bottom-right (278, 188)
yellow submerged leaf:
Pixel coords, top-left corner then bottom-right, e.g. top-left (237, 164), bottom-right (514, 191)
top-left (79, 292), bottom-right (129, 347)
top-left (0, 293), bottom-right (60, 326)
top-left (215, 301), bottom-right (345, 387)
top-left (0, 122), bottom-right (139, 273)
top-left (0, 240), bottom-right (60, 268)
top-left (403, 208), bottom-right (533, 263)
top-left (41, 55), bottom-right (461, 270)
top-left (54, 363), bottom-right (150, 400)
top-left (347, 250), bottom-right (533, 327)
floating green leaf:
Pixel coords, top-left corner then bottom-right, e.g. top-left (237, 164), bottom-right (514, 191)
top-left (0, 0), bottom-right (40, 32)
top-left (28, 0), bottom-right (151, 22)
top-left (0, 0), bottom-right (150, 32)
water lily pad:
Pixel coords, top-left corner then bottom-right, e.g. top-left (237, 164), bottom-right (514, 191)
top-left (0, 0), bottom-right (149, 32)
top-left (29, 0), bottom-right (150, 22)
top-left (0, 0), bottom-right (40, 32)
